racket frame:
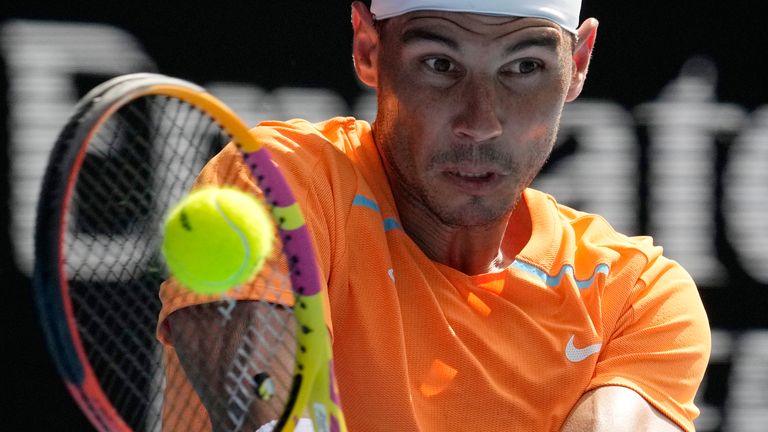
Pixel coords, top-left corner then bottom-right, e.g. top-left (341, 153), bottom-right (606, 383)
top-left (33, 73), bottom-right (345, 432)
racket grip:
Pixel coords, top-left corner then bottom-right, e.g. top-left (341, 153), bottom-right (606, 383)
top-left (307, 357), bottom-right (347, 432)
top-left (256, 418), bottom-right (315, 432)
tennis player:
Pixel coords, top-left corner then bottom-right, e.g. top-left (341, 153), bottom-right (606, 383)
top-left (159, 1), bottom-right (711, 430)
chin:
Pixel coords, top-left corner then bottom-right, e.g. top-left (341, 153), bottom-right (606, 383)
top-left (434, 199), bottom-right (515, 228)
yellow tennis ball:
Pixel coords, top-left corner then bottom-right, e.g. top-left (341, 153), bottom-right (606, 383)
top-left (162, 187), bottom-right (274, 294)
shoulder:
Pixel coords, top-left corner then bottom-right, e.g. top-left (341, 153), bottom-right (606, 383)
top-left (252, 116), bottom-right (370, 159)
top-left (249, 117), bottom-right (372, 195)
top-left (526, 188), bottom-right (701, 311)
top-left (532, 188), bottom-right (665, 265)
top-left (198, 117), bottom-right (370, 197)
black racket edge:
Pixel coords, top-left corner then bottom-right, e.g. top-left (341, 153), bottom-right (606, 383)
top-left (32, 72), bottom-right (179, 390)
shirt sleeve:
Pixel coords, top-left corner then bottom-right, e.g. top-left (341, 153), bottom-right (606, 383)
top-left (156, 120), bottom-right (345, 345)
top-left (587, 254), bottom-right (711, 432)
top-left (155, 142), bottom-right (293, 344)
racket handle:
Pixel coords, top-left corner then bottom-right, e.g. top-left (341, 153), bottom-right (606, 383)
top-left (256, 418), bottom-right (315, 432)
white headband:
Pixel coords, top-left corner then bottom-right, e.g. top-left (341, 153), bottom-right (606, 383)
top-left (370, 0), bottom-right (581, 34)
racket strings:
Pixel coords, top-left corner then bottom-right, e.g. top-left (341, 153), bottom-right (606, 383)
top-left (204, 272), bottom-right (299, 422)
top-left (64, 95), bottom-right (220, 428)
top-left (162, 248), bottom-right (300, 429)
top-left (165, 301), bottom-right (297, 430)
top-left (63, 93), bottom-right (301, 431)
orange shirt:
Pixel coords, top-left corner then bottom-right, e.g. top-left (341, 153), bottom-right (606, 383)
top-left (158, 117), bottom-right (710, 431)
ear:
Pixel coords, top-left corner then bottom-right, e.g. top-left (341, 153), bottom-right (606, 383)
top-left (566, 18), bottom-right (599, 102)
top-left (351, 1), bottom-right (380, 88)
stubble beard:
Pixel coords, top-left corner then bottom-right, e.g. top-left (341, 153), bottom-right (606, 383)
top-left (375, 119), bottom-right (557, 229)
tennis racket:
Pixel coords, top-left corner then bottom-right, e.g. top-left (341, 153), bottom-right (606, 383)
top-left (33, 73), bottom-right (346, 432)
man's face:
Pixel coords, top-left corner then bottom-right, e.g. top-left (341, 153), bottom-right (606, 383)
top-left (373, 12), bottom-right (575, 227)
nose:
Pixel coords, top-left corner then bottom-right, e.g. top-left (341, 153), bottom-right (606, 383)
top-left (451, 78), bottom-right (503, 143)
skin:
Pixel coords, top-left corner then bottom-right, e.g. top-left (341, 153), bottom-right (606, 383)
top-left (169, 302), bottom-right (295, 431)
top-left (354, 4), bottom-right (591, 275)
top-left (562, 386), bottom-right (683, 431)
top-left (351, 2), bottom-right (683, 431)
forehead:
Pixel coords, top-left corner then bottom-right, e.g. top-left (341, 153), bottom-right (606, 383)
top-left (385, 10), bottom-right (566, 43)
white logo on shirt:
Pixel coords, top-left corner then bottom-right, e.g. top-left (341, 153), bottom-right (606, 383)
top-left (565, 335), bottom-right (602, 363)
top-left (388, 268), bottom-right (395, 282)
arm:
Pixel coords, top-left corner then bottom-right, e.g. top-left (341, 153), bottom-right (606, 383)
top-left (167, 301), bottom-right (295, 432)
top-left (561, 386), bottom-right (683, 432)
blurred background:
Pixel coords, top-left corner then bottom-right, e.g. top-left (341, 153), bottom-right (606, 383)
top-left (1, 1), bottom-right (766, 430)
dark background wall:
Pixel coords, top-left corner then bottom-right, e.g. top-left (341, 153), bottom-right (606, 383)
top-left (2, 1), bottom-right (766, 430)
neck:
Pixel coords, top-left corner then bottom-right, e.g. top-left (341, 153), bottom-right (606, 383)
top-left (371, 124), bottom-right (532, 275)
top-left (396, 192), bottom-right (531, 275)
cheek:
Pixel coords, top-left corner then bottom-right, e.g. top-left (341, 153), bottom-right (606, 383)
top-left (502, 87), bottom-right (566, 139)
top-left (523, 109), bottom-right (562, 142)
top-left (379, 87), bottom-right (445, 157)
top-left (385, 59), bottom-right (455, 126)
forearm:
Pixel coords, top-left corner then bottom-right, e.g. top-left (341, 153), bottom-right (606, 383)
top-left (167, 301), bottom-right (294, 431)
top-left (561, 386), bottom-right (683, 432)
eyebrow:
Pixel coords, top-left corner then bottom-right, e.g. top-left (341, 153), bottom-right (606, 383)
top-left (400, 27), bottom-right (561, 55)
top-left (400, 28), bottom-right (459, 50)
top-left (504, 34), bottom-right (560, 55)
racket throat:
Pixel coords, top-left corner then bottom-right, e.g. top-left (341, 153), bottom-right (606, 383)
top-left (273, 373), bottom-right (304, 431)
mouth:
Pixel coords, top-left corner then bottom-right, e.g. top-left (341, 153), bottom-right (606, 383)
top-left (441, 168), bottom-right (505, 193)
top-left (446, 170), bottom-right (496, 181)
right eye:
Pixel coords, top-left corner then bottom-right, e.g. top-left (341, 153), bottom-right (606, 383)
top-left (424, 57), bottom-right (457, 74)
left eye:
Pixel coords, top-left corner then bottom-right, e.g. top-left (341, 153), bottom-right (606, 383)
top-left (504, 59), bottom-right (543, 75)
top-left (424, 57), bottom-right (456, 73)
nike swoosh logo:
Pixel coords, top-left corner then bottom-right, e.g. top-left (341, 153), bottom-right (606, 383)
top-left (565, 335), bottom-right (602, 363)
